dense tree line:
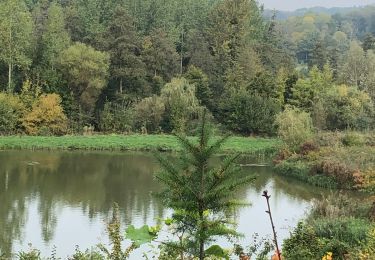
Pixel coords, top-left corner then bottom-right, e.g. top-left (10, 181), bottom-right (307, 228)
top-left (0, 0), bottom-right (374, 136)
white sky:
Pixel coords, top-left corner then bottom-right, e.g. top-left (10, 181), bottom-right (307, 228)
top-left (257, 0), bottom-right (375, 11)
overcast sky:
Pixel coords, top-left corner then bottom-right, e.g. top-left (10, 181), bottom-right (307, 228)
top-left (258, 0), bottom-right (375, 11)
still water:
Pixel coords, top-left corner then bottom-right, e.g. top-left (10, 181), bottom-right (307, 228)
top-left (0, 150), bottom-right (327, 258)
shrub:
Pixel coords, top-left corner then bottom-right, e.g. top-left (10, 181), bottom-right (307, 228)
top-left (299, 141), bottom-right (319, 156)
top-left (161, 77), bottom-right (200, 133)
top-left (99, 102), bottom-right (134, 133)
top-left (314, 160), bottom-right (357, 189)
top-left (342, 132), bottom-right (366, 146)
top-left (275, 160), bottom-right (338, 188)
top-left (221, 90), bottom-right (281, 135)
top-left (282, 222), bottom-right (323, 260)
top-left (312, 218), bottom-right (372, 248)
top-left (134, 95), bottom-right (165, 133)
top-left (314, 131), bottom-right (342, 147)
top-left (323, 85), bottom-right (374, 130)
top-left (22, 94), bottom-right (68, 135)
top-left (0, 92), bottom-right (25, 134)
top-left (275, 106), bottom-right (313, 151)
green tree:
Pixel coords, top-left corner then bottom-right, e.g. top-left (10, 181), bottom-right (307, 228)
top-left (185, 66), bottom-right (212, 107)
top-left (323, 84), bottom-right (374, 130)
top-left (275, 106), bottom-right (313, 151)
top-left (0, 0), bottom-right (33, 92)
top-left (311, 40), bottom-right (327, 70)
top-left (142, 28), bottom-right (179, 82)
top-left (105, 5), bottom-right (147, 95)
top-left (0, 92), bottom-right (25, 134)
top-left (40, 2), bottom-right (70, 69)
top-left (161, 77), bottom-right (200, 133)
top-left (362, 33), bottom-right (375, 51)
top-left (339, 41), bottom-right (366, 88)
top-left (155, 111), bottom-right (255, 260)
top-left (32, 1), bottom-right (70, 92)
top-left (364, 50), bottom-right (375, 101)
top-left (59, 42), bottom-right (110, 121)
top-left (220, 89), bottom-right (281, 135)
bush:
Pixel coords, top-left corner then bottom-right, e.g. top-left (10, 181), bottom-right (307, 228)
top-left (314, 160), bottom-right (357, 189)
top-left (99, 102), bottom-right (134, 133)
top-left (299, 141), bottom-right (320, 155)
top-left (323, 85), bottom-right (374, 130)
top-left (282, 222), bottom-right (323, 260)
top-left (275, 106), bottom-right (313, 151)
top-left (313, 131), bottom-right (342, 147)
top-left (221, 90), bottom-right (281, 135)
top-left (0, 92), bottom-right (25, 134)
top-left (342, 131), bottom-right (366, 146)
top-left (275, 160), bottom-right (338, 188)
top-left (161, 77), bottom-right (200, 133)
top-left (312, 218), bottom-right (372, 248)
top-left (22, 94), bottom-right (68, 135)
top-left (134, 95), bottom-right (165, 133)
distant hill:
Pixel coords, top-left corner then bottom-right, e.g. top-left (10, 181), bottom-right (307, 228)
top-left (263, 5), bottom-right (375, 20)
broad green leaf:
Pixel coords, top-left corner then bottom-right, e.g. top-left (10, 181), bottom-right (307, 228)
top-left (125, 225), bottom-right (158, 247)
top-left (205, 245), bottom-right (229, 259)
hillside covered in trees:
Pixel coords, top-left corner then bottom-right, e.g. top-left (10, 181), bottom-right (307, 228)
top-left (0, 0), bottom-right (374, 136)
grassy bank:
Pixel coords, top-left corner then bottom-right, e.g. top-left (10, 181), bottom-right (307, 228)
top-left (0, 134), bottom-right (280, 155)
top-left (274, 131), bottom-right (375, 192)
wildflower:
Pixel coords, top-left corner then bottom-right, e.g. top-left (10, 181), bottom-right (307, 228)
top-left (322, 252), bottom-right (333, 260)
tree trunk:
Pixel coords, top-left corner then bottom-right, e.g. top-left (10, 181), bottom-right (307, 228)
top-left (180, 30), bottom-right (184, 75)
top-left (8, 62), bottom-right (12, 93)
top-left (8, 23), bottom-right (12, 93)
top-left (119, 78), bottom-right (123, 94)
top-left (198, 210), bottom-right (204, 260)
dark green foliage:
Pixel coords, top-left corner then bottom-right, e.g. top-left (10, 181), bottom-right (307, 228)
top-left (155, 111), bottom-right (255, 259)
top-left (185, 66), bottom-right (212, 107)
top-left (220, 90), bottom-right (281, 135)
top-left (104, 5), bottom-right (148, 96)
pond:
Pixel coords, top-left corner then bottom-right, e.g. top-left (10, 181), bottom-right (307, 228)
top-left (0, 150), bottom-right (328, 258)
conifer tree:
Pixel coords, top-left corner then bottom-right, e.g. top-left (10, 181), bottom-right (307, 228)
top-left (155, 110), bottom-right (255, 260)
top-left (105, 5), bottom-right (147, 95)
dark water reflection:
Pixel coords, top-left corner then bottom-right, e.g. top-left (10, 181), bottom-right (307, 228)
top-left (0, 151), bottom-right (327, 258)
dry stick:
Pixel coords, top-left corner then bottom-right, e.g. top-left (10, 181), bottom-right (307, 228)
top-left (262, 190), bottom-right (282, 260)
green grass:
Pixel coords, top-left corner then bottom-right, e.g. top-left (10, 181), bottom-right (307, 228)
top-left (0, 134), bottom-right (281, 154)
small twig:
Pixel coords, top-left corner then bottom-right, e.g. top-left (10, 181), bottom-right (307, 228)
top-left (262, 190), bottom-right (281, 260)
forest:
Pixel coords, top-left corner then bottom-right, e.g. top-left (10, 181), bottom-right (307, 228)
top-left (1, 0), bottom-right (375, 259)
top-left (0, 0), bottom-right (374, 136)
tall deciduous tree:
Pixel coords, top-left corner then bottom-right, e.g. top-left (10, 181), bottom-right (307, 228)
top-left (0, 0), bottom-right (33, 92)
top-left (339, 41), bottom-right (366, 88)
top-left (155, 111), bottom-right (255, 260)
top-left (32, 1), bottom-right (70, 91)
top-left (59, 42), bottom-right (110, 119)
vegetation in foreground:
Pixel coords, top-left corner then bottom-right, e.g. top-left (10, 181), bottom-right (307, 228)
top-left (154, 111), bottom-right (256, 259)
top-left (283, 193), bottom-right (375, 260)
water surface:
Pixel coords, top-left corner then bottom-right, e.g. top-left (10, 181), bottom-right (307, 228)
top-left (0, 150), bottom-right (327, 258)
